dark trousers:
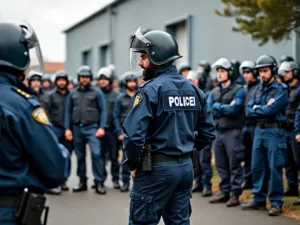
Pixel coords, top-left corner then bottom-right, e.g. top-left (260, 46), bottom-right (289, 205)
top-left (121, 144), bottom-right (131, 183)
top-left (242, 125), bottom-right (255, 186)
top-left (285, 130), bottom-right (300, 189)
top-left (213, 128), bottom-right (244, 196)
top-left (101, 130), bottom-right (120, 181)
top-left (73, 124), bottom-right (105, 182)
top-left (194, 145), bottom-right (212, 189)
top-left (129, 158), bottom-right (193, 225)
top-left (53, 125), bottom-right (73, 154)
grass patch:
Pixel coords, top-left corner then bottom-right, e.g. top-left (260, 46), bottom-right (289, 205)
top-left (211, 165), bottom-right (300, 220)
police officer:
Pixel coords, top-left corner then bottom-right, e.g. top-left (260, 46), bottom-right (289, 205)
top-left (240, 61), bottom-right (260, 190)
top-left (242, 55), bottom-right (289, 216)
top-left (96, 67), bottom-right (120, 189)
top-left (278, 62), bottom-right (300, 199)
top-left (113, 72), bottom-right (138, 192)
top-left (27, 70), bottom-right (49, 110)
top-left (42, 73), bottom-right (52, 92)
top-left (187, 70), bottom-right (213, 197)
top-left (0, 21), bottom-right (70, 225)
top-left (65, 65), bottom-right (107, 194)
top-left (178, 62), bottom-right (191, 77)
top-left (198, 60), bottom-right (211, 91)
top-left (280, 55), bottom-right (294, 63)
top-left (207, 58), bottom-right (246, 207)
top-left (294, 80), bottom-right (300, 205)
top-left (123, 27), bottom-right (215, 224)
top-left (48, 70), bottom-right (73, 192)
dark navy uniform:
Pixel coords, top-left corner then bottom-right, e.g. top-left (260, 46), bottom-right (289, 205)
top-left (123, 65), bottom-right (215, 224)
top-left (242, 79), bottom-right (260, 188)
top-left (101, 87), bottom-right (119, 183)
top-left (0, 72), bottom-right (70, 224)
top-left (284, 81), bottom-right (300, 193)
top-left (65, 84), bottom-right (107, 184)
top-left (48, 88), bottom-right (73, 153)
top-left (246, 79), bottom-right (289, 207)
top-left (113, 91), bottom-right (134, 185)
top-left (207, 82), bottom-right (246, 198)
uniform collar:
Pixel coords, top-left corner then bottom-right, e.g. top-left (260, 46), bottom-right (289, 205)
top-left (78, 84), bottom-right (93, 91)
top-left (144, 65), bottom-right (179, 81)
top-left (247, 79), bottom-right (260, 88)
top-left (55, 87), bottom-right (69, 95)
top-left (0, 71), bottom-right (33, 94)
top-left (260, 78), bottom-right (279, 91)
top-left (290, 80), bottom-right (300, 89)
top-left (218, 80), bottom-right (235, 90)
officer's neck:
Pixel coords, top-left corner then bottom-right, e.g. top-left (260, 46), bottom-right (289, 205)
top-left (58, 88), bottom-right (67, 94)
top-left (265, 77), bottom-right (275, 86)
top-left (221, 79), bottom-right (231, 89)
top-left (288, 78), bottom-right (298, 87)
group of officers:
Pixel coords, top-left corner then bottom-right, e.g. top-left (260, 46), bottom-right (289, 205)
top-left (178, 55), bottom-right (300, 216)
top-left (24, 64), bottom-right (143, 195)
top-left (1, 20), bottom-right (300, 225)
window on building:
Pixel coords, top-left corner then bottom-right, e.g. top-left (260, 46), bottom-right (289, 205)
top-left (99, 45), bottom-right (111, 67)
top-left (166, 20), bottom-right (189, 67)
top-left (82, 50), bottom-right (91, 66)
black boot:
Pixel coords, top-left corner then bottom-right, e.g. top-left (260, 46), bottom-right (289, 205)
top-left (192, 183), bottom-right (203, 193)
top-left (284, 187), bottom-right (299, 197)
top-left (95, 182), bottom-right (106, 195)
top-left (120, 183), bottom-right (130, 192)
top-left (61, 182), bottom-right (69, 191)
top-left (73, 178), bottom-right (88, 192)
top-left (241, 201), bottom-right (266, 210)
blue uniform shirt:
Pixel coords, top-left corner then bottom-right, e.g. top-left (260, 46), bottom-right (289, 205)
top-left (0, 72), bottom-right (70, 195)
top-left (293, 89), bottom-right (300, 135)
top-left (207, 82), bottom-right (246, 118)
top-left (64, 84), bottom-right (107, 130)
top-left (246, 78), bottom-right (289, 121)
top-left (122, 65), bottom-right (216, 170)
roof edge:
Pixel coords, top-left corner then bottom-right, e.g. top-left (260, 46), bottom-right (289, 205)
top-left (63, 0), bottom-right (126, 33)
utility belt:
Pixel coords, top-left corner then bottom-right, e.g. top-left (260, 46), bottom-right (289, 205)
top-left (0, 189), bottom-right (49, 225)
top-left (245, 119), bottom-right (256, 126)
top-left (255, 121), bottom-right (285, 129)
top-left (74, 122), bottom-right (96, 127)
top-left (139, 144), bottom-right (197, 172)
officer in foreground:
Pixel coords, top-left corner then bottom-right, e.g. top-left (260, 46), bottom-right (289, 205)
top-left (240, 61), bottom-right (260, 190)
top-left (123, 27), bottom-right (215, 224)
top-left (65, 65), bottom-right (107, 194)
top-left (96, 67), bottom-right (120, 189)
top-left (208, 58), bottom-right (245, 207)
top-left (48, 70), bottom-right (73, 192)
top-left (0, 22), bottom-right (70, 225)
top-left (278, 62), bottom-right (300, 199)
top-left (242, 55), bottom-right (289, 216)
top-left (113, 72), bottom-right (138, 192)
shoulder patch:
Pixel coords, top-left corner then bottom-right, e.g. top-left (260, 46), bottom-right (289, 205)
top-left (32, 107), bottom-right (49, 125)
top-left (133, 94), bottom-right (143, 108)
top-left (12, 88), bottom-right (31, 99)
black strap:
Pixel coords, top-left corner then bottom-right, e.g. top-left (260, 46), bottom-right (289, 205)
top-left (0, 196), bottom-right (19, 207)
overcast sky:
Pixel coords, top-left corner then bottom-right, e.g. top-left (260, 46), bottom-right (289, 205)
top-left (0, 0), bottom-right (113, 62)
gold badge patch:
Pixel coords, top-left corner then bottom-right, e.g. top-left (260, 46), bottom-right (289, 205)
top-left (133, 94), bottom-right (143, 108)
top-left (32, 107), bottom-right (49, 125)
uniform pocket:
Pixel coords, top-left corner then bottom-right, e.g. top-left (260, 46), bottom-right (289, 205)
top-left (130, 191), bottom-right (155, 223)
top-left (276, 142), bottom-right (287, 168)
top-left (233, 145), bottom-right (245, 164)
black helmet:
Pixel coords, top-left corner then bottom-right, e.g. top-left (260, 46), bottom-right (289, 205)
top-left (130, 27), bottom-right (182, 69)
top-left (280, 55), bottom-right (294, 63)
top-left (255, 55), bottom-right (278, 75)
top-left (0, 22), bottom-right (44, 74)
top-left (55, 70), bottom-right (68, 83)
top-left (178, 63), bottom-right (191, 74)
top-left (96, 67), bottom-right (113, 82)
top-left (77, 65), bottom-right (93, 80)
top-left (27, 70), bottom-right (42, 81)
top-left (199, 60), bottom-right (211, 73)
top-left (42, 73), bottom-right (51, 82)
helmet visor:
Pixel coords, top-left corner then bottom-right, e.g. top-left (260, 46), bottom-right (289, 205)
top-left (129, 27), bottom-right (151, 71)
top-left (20, 21), bottom-right (44, 73)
